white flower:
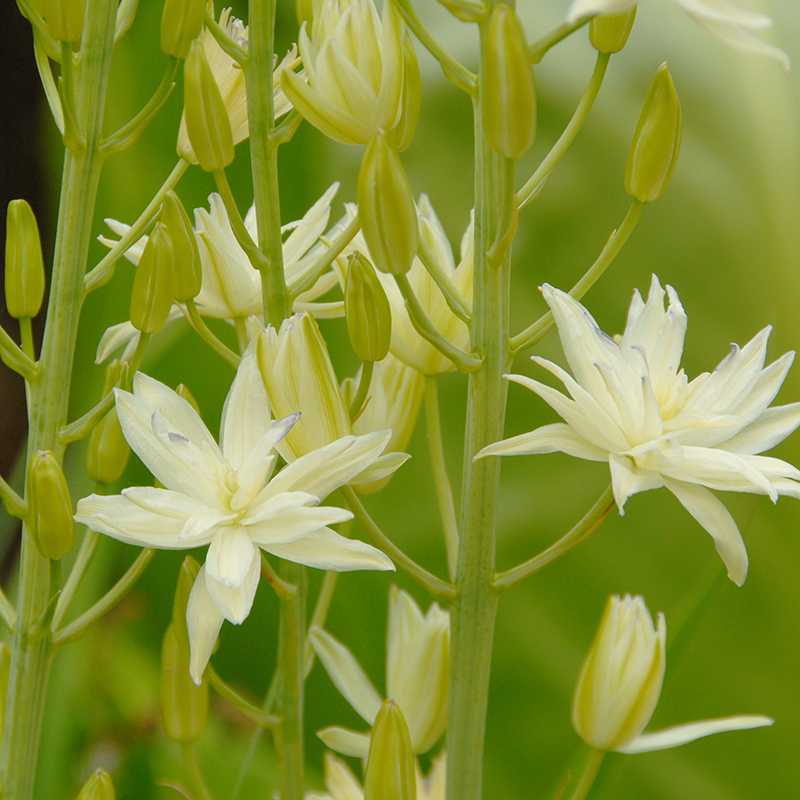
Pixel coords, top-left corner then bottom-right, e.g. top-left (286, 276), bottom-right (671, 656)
top-left (566, 0), bottom-right (789, 70)
top-left (573, 594), bottom-right (773, 753)
top-left (75, 356), bottom-right (394, 683)
top-left (478, 276), bottom-right (800, 585)
top-left (310, 586), bottom-right (449, 758)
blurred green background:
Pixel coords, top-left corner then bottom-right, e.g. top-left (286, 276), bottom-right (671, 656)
top-left (2, 0), bottom-right (800, 797)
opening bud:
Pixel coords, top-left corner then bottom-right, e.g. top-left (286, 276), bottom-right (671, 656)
top-left (5, 199), bottom-right (45, 319)
top-left (482, 5), bottom-right (537, 160)
top-left (172, 555), bottom-right (201, 657)
top-left (160, 0), bottom-right (206, 58)
top-left (130, 223), bottom-right (174, 334)
top-left (37, 0), bottom-right (85, 43)
top-left (76, 769), bottom-right (115, 800)
top-left (625, 63), bottom-right (682, 203)
top-left (345, 253), bottom-right (392, 362)
top-left (27, 450), bottom-right (75, 560)
top-left (364, 701), bottom-right (417, 800)
top-left (161, 191), bottom-right (202, 301)
top-left (161, 623), bottom-right (209, 742)
top-left (358, 133), bottom-right (418, 276)
top-left (590, 7), bottom-right (637, 54)
top-left (183, 40), bottom-right (235, 172)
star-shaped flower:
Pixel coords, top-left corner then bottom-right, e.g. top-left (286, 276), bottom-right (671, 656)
top-left (75, 355), bottom-right (395, 682)
top-left (477, 276), bottom-right (800, 585)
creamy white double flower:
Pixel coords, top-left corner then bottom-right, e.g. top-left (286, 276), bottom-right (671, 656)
top-left (75, 356), bottom-right (395, 683)
top-left (567, 0), bottom-right (789, 70)
top-left (478, 276), bottom-right (800, 585)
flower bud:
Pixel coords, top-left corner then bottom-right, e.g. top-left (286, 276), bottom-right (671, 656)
top-left (161, 623), bottom-right (209, 742)
top-left (161, 191), bottom-right (202, 301)
top-left (76, 769), bottom-right (115, 800)
top-left (590, 8), bottom-right (637, 54)
top-left (176, 383), bottom-right (202, 415)
top-left (625, 63), bottom-right (682, 203)
top-left (38, 0), bottom-right (85, 43)
top-left (172, 556), bottom-right (201, 657)
top-left (345, 253), bottom-right (392, 362)
top-left (27, 450), bottom-right (75, 560)
top-left (388, 34), bottom-right (422, 153)
top-left (358, 133), bottom-right (418, 276)
top-left (160, 0), bottom-right (206, 59)
top-left (5, 200), bottom-right (45, 319)
top-left (364, 701), bottom-right (417, 800)
top-left (572, 594), bottom-right (666, 751)
top-left (86, 408), bottom-right (130, 485)
top-left (130, 223), bottom-right (174, 334)
top-left (183, 40), bottom-right (234, 172)
top-left (482, 5), bottom-right (536, 160)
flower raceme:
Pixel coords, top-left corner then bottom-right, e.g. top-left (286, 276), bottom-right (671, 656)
top-left (477, 276), bottom-right (800, 585)
top-left (573, 595), bottom-right (773, 753)
top-left (75, 356), bottom-right (396, 683)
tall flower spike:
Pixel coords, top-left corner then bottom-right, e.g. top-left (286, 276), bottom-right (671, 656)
top-left (75, 355), bottom-right (395, 683)
top-left (573, 594), bottom-right (774, 753)
top-left (477, 276), bottom-right (800, 585)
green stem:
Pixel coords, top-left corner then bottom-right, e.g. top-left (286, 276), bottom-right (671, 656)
top-left (0, 1), bottom-right (118, 795)
top-left (417, 237), bottom-right (472, 323)
top-left (205, 667), bottom-right (280, 727)
top-left (184, 300), bottom-right (241, 367)
top-left (204, 9), bottom-right (247, 63)
top-left (0, 474), bottom-right (27, 520)
top-left (51, 529), bottom-right (100, 630)
top-left (234, 318), bottom-right (249, 354)
top-left (19, 319), bottom-right (35, 361)
top-left (348, 361), bottom-right (374, 420)
top-left (528, 18), bottom-right (591, 64)
top-left (303, 570), bottom-right (338, 678)
top-left (425, 377), bottom-right (459, 581)
top-left (518, 53), bottom-right (609, 209)
top-left (261, 553), bottom-right (298, 602)
top-left (0, 324), bottom-right (39, 381)
top-left (0, 586), bottom-right (16, 633)
top-left (181, 742), bottom-right (213, 800)
top-left (58, 389), bottom-right (116, 444)
top-left (566, 749), bottom-right (606, 800)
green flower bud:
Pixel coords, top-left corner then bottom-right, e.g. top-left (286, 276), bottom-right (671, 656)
top-left (161, 191), bottom-right (202, 301)
top-left (0, 643), bottom-right (10, 742)
top-left (86, 407), bottom-right (130, 485)
top-left (160, 0), bottom-right (206, 59)
top-left (345, 253), bottom-right (392, 362)
top-left (183, 41), bottom-right (235, 172)
top-left (76, 769), bottom-right (115, 800)
top-left (5, 200), bottom-right (45, 319)
top-left (590, 8), bottom-right (637, 54)
top-left (130, 223), bottom-right (174, 334)
top-left (172, 556), bottom-right (201, 657)
top-left (483, 5), bottom-right (537, 160)
top-left (358, 133), bottom-right (418, 276)
top-left (176, 383), bottom-right (202, 415)
top-left (38, 0), bottom-right (85, 43)
top-left (625, 63), bottom-right (682, 203)
top-left (27, 450), bottom-right (75, 560)
top-left (161, 624), bottom-right (209, 742)
top-left (364, 701), bottom-right (416, 800)
top-left (388, 34), bottom-right (422, 153)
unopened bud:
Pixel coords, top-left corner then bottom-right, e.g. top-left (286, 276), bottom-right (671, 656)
top-left (76, 769), bottom-right (115, 800)
top-left (161, 624), bottom-right (209, 742)
top-left (625, 63), bottom-right (682, 203)
top-left (172, 556), bottom-right (201, 656)
top-left (590, 8), bottom-right (637, 54)
top-left (483, 5), bottom-right (536, 160)
top-left (38, 0), bottom-right (85, 42)
top-left (176, 383), bottom-right (201, 415)
top-left (160, 0), bottom-right (206, 58)
top-left (27, 450), bottom-right (75, 560)
top-left (86, 407), bottom-right (130, 485)
top-left (364, 701), bottom-right (416, 800)
top-left (130, 223), bottom-right (174, 334)
top-left (345, 253), bottom-right (392, 362)
top-left (183, 41), bottom-right (235, 172)
top-left (161, 192), bottom-right (202, 301)
top-left (358, 133), bottom-right (418, 276)
top-left (5, 200), bottom-right (45, 319)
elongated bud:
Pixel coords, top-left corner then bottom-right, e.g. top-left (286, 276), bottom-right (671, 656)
top-left (388, 35), bottom-right (422, 153)
top-left (161, 624), bottom-right (209, 742)
top-left (130, 223), bottom-right (174, 334)
top-left (625, 64), bottom-right (682, 203)
top-left (160, 0), bottom-right (205, 58)
top-left (5, 200), bottom-right (45, 319)
top-left (590, 8), bottom-right (637, 54)
top-left (483, 5), bottom-right (536, 160)
top-left (86, 361), bottom-right (131, 484)
top-left (0, 643), bottom-right (10, 742)
top-left (27, 450), bottom-right (75, 560)
top-left (172, 556), bottom-right (201, 657)
top-left (364, 701), bottom-right (416, 800)
top-left (346, 253), bottom-right (392, 362)
top-left (358, 133), bottom-right (418, 276)
top-left (176, 383), bottom-right (201, 415)
top-left (161, 192), bottom-right (202, 301)
top-left (38, 0), bottom-right (85, 42)
top-left (183, 41), bottom-right (234, 171)
top-left (76, 769), bottom-right (115, 800)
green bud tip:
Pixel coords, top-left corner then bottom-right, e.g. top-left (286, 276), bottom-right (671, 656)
top-left (76, 769), bottom-right (115, 800)
top-left (27, 450), bottom-right (75, 561)
top-left (5, 199), bottom-right (45, 319)
top-left (130, 223), bottom-right (175, 334)
top-left (86, 406), bottom-right (131, 485)
top-left (176, 383), bottom-right (202, 415)
top-left (364, 701), bottom-right (417, 800)
top-left (160, 0), bottom-right (206, 59)
top-left (161, 191), bottom-right (202, 301)
top-left (590, 8), bottom-right (637, 54)
top-left (345, 252), bottom-right (392, 362)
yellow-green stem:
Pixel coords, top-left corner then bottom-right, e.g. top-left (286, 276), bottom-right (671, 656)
top-left (566, 749), bottom-right (606, 800)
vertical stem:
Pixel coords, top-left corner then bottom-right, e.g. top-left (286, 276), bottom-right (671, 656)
top-left (447, 13), bottom-right (515, 800)
top-left (565, 749), bottom-right (606, 800)
top-left (0, 2), bottom-right (117, 797)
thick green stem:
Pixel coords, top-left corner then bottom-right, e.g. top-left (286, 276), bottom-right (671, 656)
top-left (566, 749), bottom-right (606, 800)
top-left (447, 22), bottom-right (515, 798)
top-left (0, 1), bottom-right (117, 795)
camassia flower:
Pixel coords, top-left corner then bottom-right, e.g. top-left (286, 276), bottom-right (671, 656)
top-left (478, 276), bottom-right (800, 585)
top-left (75, 356), bottom-right (395, 683)
top-left (566, 0), bottom-right (789, 70)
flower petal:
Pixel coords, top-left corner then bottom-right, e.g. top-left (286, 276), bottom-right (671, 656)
top-left (686, 15), bottom-right (789, 70)
top-left (719, 403), bottom-right (800, 455)
top-left (566, 0), bottom-right (635, 24)
top-left (204, 542), bottom-right (261, 624)
top-left (246, 504), bottom-right (352, 545)
top-left (609, 454), bottom-right (665, 513)
top-left (206, 527), bottom-right (258, 589)
top-left (187, 565), bottom-right (225, 685)
top-left (317, 726), bottom-right (371, 759)
top-left (475, 422), bottom-right (609, 462)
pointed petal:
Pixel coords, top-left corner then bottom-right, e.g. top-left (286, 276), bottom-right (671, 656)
top-left (475, 422), bottom-right (609, 462)
top-left (688, 15), bottom-right (789, 70)
top-left (187, 565), bottom-right (225, 685)
top-left (206, 527), bottom-right (258, 589)
top-left (609, 454), bottom-right (664, 513)
top-left (317, 726), bottom-right (371, 759)
top-left (246, 504), bottom-right (352, 545)
top-left (719, 403), bottom-right (800, 455)
top-left (204, 542), bottom-right (261, 624)
top-left (351, 451), bottom-right (410, 484)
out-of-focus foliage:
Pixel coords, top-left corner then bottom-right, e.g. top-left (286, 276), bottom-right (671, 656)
top-left (3, 0), bottom-right (800, 797)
